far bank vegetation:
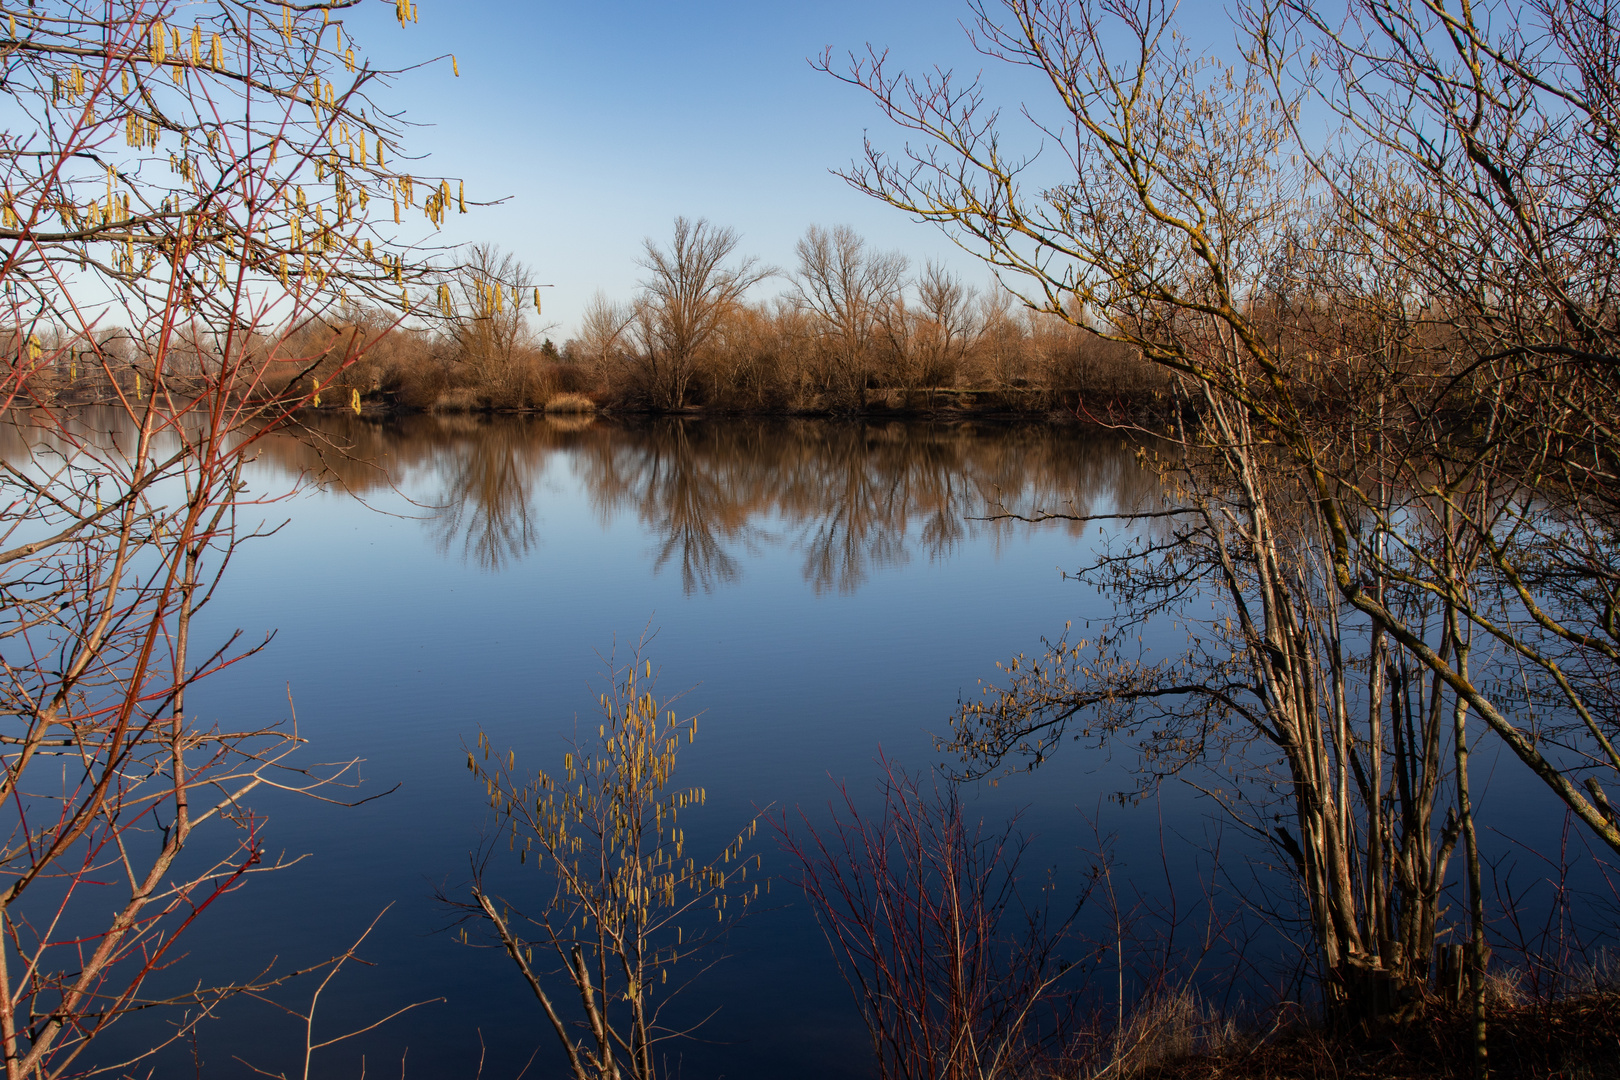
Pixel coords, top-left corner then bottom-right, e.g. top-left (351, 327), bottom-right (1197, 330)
top-left (283, 226), bottom-right (1169, 417)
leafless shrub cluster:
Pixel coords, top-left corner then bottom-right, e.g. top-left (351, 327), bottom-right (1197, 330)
top-left (819, 0), bottom-right (1620, 1070)
top-left (782, 760), bottom-right (1089, 1080)
top-left (564, 218), bottom-right (1166, 414)
top-left (0, 0), bottom-right (452, 1073)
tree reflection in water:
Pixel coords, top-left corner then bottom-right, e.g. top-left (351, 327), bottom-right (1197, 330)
top-left (579, 420), bottom-right (757, 592)
top-left (422, 416), bottom-right (542, 571)
top-left (247, 414), bottom-right (1158, 587)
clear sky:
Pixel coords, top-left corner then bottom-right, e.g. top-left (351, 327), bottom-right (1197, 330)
top-left (345, 0), bottom-right (1247, 340)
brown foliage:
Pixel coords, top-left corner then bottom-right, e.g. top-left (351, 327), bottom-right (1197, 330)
top-left (562, 271), bottom-right (1165, 416)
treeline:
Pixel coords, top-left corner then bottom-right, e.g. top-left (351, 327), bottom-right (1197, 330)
top-left (279, 228), bottom-right (1170, 417)
top-left (20, 227), bottom-right (1166, 418)
top-left (565, 221), bottom-right (1168, 415)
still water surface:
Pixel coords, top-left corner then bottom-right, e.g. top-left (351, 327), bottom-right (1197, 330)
top-left (101, 414), bottom-right (1164, 1077)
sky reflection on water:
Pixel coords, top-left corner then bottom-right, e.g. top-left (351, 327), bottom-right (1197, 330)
top-left (20, 412), bottom-right (1172, 1079)
top-left (4, 411), bottom-right (1571, 1079)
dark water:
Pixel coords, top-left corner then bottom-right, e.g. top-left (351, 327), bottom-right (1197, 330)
top-left (6, 409), bottom-right (1595, 1079)
top-left (134, 413), bottom-right (1166, 1080)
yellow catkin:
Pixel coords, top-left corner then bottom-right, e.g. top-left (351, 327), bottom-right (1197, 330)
top-left (458, 181), bottom-right (465, 213)
top-left (212, 33), bottom-right (223, 69)
top-left (191, 25), bottom-right (202, 65)
top-left (352, 388), bottom-right (361, 414)
top-left (534, 288), bottom-right (542, 315)
top-left (150, 21), bottom-right (166, 64)
top-left (451, 54), bottom-right (459, 77)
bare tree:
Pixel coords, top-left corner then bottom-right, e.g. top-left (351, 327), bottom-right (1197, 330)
top-left (0, 1), bottom-right (449, 1073)
top-left (438, 243), bottom-right (546, 407)
top-left (914, 260), bottom-right (978, 391)
top-left (634, 217), bottom-right (769, 409)
top-left (818, 0), bottom-right (1552, 1034)
top-left (1265, 3), bottom-right (1620, 1058)
top-left (791, 224), bottom-right (908, 407)
top-left (971, 290), bottom-right (1025, 391)
top-left (579, 289), bottom-right (636, 386)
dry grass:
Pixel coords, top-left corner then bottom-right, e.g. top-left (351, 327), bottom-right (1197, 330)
top-left (1107, 989), bottom-right (1247, 1076)
top-left (1122, 992), bottom-right (1620, 1080)
top-left (543, 391), bottom-right (597, 414)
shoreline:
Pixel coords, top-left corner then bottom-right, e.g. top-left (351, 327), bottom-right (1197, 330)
top-left (329, 393), bottom-right (1170, 428)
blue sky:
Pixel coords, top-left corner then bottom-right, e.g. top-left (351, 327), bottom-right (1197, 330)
top-left (347, 0), bottom-right (1247, 339)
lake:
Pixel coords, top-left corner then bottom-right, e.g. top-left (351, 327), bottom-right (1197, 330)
top-left (11, 411), bottom-right (1573, 1079)
top-left (112, 412), bottom-right (1161, 1079)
